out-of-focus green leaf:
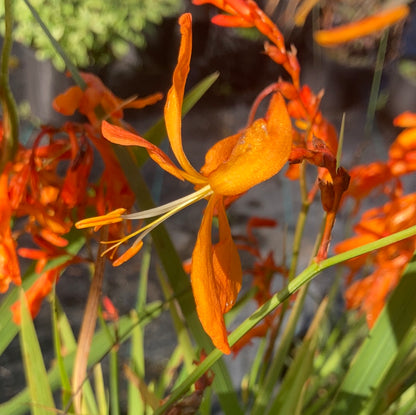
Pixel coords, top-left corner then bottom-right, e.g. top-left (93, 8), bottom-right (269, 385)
top-left (266, 297), bottom-right (328, 415)
top-left (0, 301), bottom-right (162, 415)
top-left (329, 252), bottom-right (416, 414)
top-left (19, 289), bottom-right (55, 415)
top-left (5, 0), bottom-right (183, 69)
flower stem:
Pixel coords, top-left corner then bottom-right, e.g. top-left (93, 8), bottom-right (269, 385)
top-left (0, 0), bottom-right (19, 172)
top-left (22, 0), bottom-right (86, 89)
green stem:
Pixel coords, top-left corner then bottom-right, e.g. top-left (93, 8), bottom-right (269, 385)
top-left (261, 162), bottom-right (310, 368)
top-left (0, 0), bottom-right (19, 172)
top-left (364, 30), bottom-right (388, 147)
top-left (110, 348), bottom-right (120, 415)
top-left (289, 162), bottom-right (311, 280)
top-left (155, 224), bottom-right (416, 414)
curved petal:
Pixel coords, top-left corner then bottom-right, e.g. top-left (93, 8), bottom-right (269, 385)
top-left (101, 121), bottom-right (186, 181)
top-left (191, 195), bottom-right (231, 354)
top-left (201, 132), bottom-right (241, 177)
top-left (314, 5), bottom-right (409, 47)
top-left (164, 13), bottom-right (204, 181)
top-left (208, 93), bottom-right (292, 195)
top-left (212, 197), bottom-right (242, 314)
top-left (52, 86), bottom-right (83, 116)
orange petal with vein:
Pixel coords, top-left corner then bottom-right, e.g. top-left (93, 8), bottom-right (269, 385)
top-left (201, 133), bottom-right (241, 177)
top-left (191, 195), bottom-right (231, 354)
top-left (208, 93), bottom-right (292, 195)
top-left (101, 121), bottom-right (185, 181)
top-left (123, 92), bottom-right (163, 109)
top-left (314, 5), bottom-right (409, 47)
top-left (212, 198), bottom-right (242, 314)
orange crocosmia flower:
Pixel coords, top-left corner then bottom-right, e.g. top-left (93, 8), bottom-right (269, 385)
top-left (53, 72), bottom-right (163, 128)
top-left (314, 4), bottom-right (409, 47)
top-left (0, 169), bottom-right (21, 292)
top-left (76, 13), bottom-right (292, 354)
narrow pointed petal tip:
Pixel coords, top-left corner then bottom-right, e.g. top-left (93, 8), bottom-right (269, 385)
top-left (164, 13), bottom-right (204, 182)
top-left (314, 5), bottom-right (409, 47)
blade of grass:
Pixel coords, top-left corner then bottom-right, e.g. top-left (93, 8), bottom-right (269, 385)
top-left (22, 0), bottom-right (85, 88)
top-left (266, 298), bottom-right (328, 415)
top-left (366, 325), bottom-right (416, 414)
top-left (109, 348), bottom-right (120, 415)
top-left (19, 289), bottom-right (55, 415)
top-left (127, 241), bottom-right (151, 415)
top-left (157, 264), bottom-right (195, 370)
top-left (329, 252), bottom-right (416, 414)
top-left (94, 364), bottom-right (108, 415)
top-left (364, 29), bottom-right (388, 154)
top-left (51, 288), bottom-right (73, 411)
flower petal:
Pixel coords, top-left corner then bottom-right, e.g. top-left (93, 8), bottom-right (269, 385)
top-left (208, 92), bottom-right (292, 195)
top-left (0, 170), bottom-right (21, 292)
top-left (164, 13), bottom-right (204, 181)
top-left (191, 195), bottom-right (232, 353)
top-left (101, 121), bottom-right (186, 181)
top-left (212, 198), bottom-right (242, 314)
top-left (52, 86), bottom-right (83, 116)
top-left (314, 5), bottom-right (409, 47)
top-left (200, 133), bottom-right (241, 177)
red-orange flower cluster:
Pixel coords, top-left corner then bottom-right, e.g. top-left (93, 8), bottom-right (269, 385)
top-left (194, 0), bottom-right (350, 261)
top-left (1, 71), bottom-right (161, 321)
top-left (336, 112), bottom-right (416, 327)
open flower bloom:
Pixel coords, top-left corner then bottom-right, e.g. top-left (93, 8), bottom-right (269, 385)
top-left (76, 13), bottom-right (292, 353)
top-left (53, 72), bottom-right (163, 129)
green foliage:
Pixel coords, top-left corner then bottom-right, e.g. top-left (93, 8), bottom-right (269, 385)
top-left (0, 0), bottom-right (183, 70)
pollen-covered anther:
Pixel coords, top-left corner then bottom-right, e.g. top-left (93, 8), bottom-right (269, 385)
top-left (75, 208), bottom-right (127, 230)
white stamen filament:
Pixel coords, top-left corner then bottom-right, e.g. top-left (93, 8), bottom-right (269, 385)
top-left (102, 184), bottom-right (213, 257)
top-left (121, 185), bottom-right (212, 220)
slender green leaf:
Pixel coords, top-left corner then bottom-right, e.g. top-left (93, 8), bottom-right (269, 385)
top-left (19, 289), bottom-right (55, 415)
top-left (267, 297), bottom-right (328, 415)
top-left (94, 364), bottom-right (108, 415)
top-left (330, 252), bottom-right (416, 414)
